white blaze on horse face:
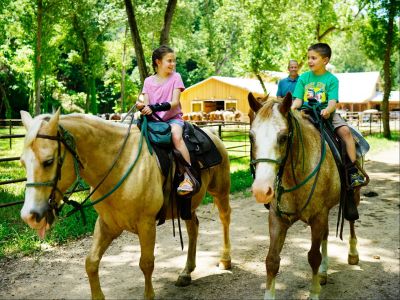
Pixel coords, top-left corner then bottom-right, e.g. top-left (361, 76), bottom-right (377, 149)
top-left (20, 147), bottom-right (49, 232)
top-left (251, 105), bottom-right (286, 204)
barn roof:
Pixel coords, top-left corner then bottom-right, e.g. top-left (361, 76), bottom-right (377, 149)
top-left (336, 72), bottom-right (380, 103)
top-left (371, 90), bottom-right (400, 102)
top-left (183, 76), bottom-right (278, 97)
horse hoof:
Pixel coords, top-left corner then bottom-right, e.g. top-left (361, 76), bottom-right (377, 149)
top-left (348, 254), bottom-right (359, 265)
top-left (219, 259), bottom-right (231, 270)
top-left (319, 273), bottom-right (327, 285)
top-left (175, 275), bottom-right (192, 287)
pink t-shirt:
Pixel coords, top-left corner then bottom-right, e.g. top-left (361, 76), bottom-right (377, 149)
top-left (142, 72), bottom-right (185, 121)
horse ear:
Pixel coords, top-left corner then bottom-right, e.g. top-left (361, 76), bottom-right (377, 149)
top-left (248, 93), bottom-right (263, 113)
top-left (47, 108), bottom-right (61, 134)
top-left (20, 111), bottom-right (33, 130)
top-left (279, 92), bottom-right (292, 115)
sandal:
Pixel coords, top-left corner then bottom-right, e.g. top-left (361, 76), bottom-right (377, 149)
top-left (177, 178), bottom-right (194, 196)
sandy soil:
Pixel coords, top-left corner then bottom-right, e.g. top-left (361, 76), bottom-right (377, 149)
top-left (0, 145), bottom-right (399, 300)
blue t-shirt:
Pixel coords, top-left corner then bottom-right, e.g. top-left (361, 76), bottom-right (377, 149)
top-left (276, 76), bottom-right (299, 97)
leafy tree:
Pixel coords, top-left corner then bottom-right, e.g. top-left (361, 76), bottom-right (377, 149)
top-left (361, 0), bottom-right (399, 139)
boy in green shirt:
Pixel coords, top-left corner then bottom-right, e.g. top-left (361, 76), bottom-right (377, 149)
top-left (292, 43), bottom-right (365, 187)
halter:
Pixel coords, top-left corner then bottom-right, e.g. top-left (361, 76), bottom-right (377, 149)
top-left (250, 107), bottom-right (327, 217)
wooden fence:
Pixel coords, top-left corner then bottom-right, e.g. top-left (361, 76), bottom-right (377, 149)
top-left (1, 112), bottom-right (399, 188)
top-left (0, 119), bottom-right (250, 188)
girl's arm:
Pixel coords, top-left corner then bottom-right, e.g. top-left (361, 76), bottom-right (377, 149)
top-left (169, 88), bottom-right (182, 110)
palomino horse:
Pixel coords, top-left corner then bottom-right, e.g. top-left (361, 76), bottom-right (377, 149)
top-left (19, 110), bottom-right (231, 299)
top-left (248, 93), bottom-right (361, 299)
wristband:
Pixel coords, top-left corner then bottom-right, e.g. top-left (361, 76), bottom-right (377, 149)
top-left (149, 102), bottom-right (171, 112)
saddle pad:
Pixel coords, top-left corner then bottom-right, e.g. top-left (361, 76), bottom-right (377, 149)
top-left (183, 122), bottom-right (222, 169)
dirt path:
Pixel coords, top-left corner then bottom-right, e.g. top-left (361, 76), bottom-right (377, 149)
top-left (0, 146), bottom-right (399, 299)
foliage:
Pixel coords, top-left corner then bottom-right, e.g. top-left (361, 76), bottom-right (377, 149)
top-left (0, 0), bottom-right (397, 118)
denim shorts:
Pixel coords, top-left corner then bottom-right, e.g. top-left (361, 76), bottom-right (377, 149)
top-left (166, 118), bottom-right (184, 127)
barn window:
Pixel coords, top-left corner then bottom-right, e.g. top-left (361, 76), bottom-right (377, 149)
top-left (225, 100), bottom-right (237, 110)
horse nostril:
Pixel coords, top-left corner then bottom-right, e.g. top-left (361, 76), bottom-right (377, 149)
top-left (31, 211), bottom-right (44, 223)
top-left (266, 187), bottom-right (273, 197)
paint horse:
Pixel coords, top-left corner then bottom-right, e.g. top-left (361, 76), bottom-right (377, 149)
top-left (248, 93), bottom-right (361, 299)
top-left (19, 110), bottom-right (231, 299)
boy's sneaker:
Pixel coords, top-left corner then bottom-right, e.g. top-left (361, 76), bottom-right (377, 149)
top-left (350, 170), bottom-right (365, 188)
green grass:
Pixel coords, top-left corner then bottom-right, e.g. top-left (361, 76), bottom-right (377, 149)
top-left (365, 132), bottom-right (399, 156)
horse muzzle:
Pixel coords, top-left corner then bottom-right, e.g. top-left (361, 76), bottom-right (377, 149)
top-left (21, 205), bottom-right (55, 239)
top-left (251, 181), bottom-right (275, 204)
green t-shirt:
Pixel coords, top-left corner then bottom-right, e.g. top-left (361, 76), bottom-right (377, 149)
top-left (293, 70), bottom-right (339, 110)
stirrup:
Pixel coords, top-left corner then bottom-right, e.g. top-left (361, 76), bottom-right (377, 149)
top-left (177, 178), bottom-right (194, 196)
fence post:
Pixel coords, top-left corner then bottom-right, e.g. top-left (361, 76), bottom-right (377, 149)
top-left (9, 119), bottom-right (12, 149)
top-left (369, 113), bottom-right (372, 135)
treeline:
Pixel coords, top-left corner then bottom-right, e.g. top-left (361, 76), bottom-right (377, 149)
top-left (0, 0), bottom-right (398, 122)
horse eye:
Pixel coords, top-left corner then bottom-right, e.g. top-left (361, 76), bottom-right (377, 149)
top-left (43, 159), bottom-right (54, 167)
top-left (278, 135), bottom-right (288, 145)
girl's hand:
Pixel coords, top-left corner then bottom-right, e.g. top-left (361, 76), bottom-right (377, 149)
top-left (136, 102), bottom-right (145, 110)
top-left (140, 105), bottom-right (153, 115)
top-left (320, 109), bottom-right (331, 119)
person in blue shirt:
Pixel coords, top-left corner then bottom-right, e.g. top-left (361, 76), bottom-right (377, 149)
top-left (276, 59), bottom-right (299, 99)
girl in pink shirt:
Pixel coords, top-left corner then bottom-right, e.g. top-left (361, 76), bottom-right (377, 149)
top-left (137, 45), bottom-right (195, 196)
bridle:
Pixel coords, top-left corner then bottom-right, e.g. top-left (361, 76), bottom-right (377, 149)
top-left (24, 113), bottom-right (145, 223)
top-left (250, 108), bottom-right (326, 217)
top-left (25, 126), bottom-right (85, 217)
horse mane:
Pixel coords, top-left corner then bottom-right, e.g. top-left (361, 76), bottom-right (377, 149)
top-left (257, 98), bottom-right (282, 119)
top-left (24, 113), bottom-right (133, 150)
top-left (23, 114), bottom-right (52, 149)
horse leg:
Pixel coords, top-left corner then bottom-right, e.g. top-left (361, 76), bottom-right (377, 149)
top-left (175, 211), bottom-right (199, 287)
top-left (86, 217), bottom-right (122, 300)
top-left (213, 194), bottom-right (232, 270)
top-left (137, 217), bottom-right (157, 300)
top-left (348, 221), bottom-right (359, 265)
top-left (308, 215), bottom-right (328, 300)
top-left (318, 227), bottom-right (329, 285)
top-left (264, 212), bottom-right (289, 300)
top-left (348, 188), bottom-right (360, 265)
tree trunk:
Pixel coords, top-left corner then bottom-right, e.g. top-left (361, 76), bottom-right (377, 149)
top-left (120, 24), bottom-right (128, 112)
top-left (124, 0), bottom-right (148, 84)
top-left (381, 0), bottom-right (396, 139)
top-left (160, 0), bottom-right (177, 46)
top-left (255, 73), bottom-right (268, 95)
top-left (34, 0), bottom-right (43, 116)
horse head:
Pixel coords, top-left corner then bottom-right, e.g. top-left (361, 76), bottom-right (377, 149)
top-left (248, 92), bottom-right (292, 204)
top-left (20, 109), bottom-right (77, 239)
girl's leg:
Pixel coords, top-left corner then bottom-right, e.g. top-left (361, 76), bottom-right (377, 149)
top-left (171, 123), bottom-right (191, 164)
top-left (170, 123), bottom-right (194, 194)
